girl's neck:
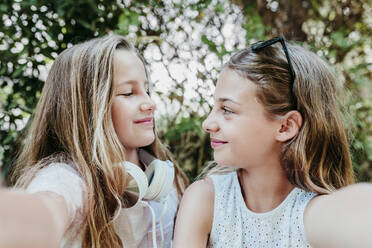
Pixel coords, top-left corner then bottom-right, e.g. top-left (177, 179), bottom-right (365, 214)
top-left (125, 148), bottom-right (145, 170)
top-left (237, 161), bottom-right (294, 213)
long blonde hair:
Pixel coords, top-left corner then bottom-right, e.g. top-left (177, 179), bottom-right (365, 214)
top-left (208, 41), bottom-right (354, 194)
top-left (12, 34), bottom-right (188, 248)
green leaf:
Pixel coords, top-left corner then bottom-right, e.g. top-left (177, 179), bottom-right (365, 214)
top-left (215, 3), bottom-right (224, 13)
top-left (117, 9), bottom-right (140, 35)
top-left (0, 66), bottom-right (7, 75)
top-left (0, 4), bottom-right (7, 12)
top-left (12, 65), bottom-right (27, 78)
top-left (330, 30), bottom-right (351, 51)
top-left (189, 0), bottom-right (212, 11)
top-left (201, 35), bottom-right (217, 53)
top-left (77, 19), bottom-right (92, 30)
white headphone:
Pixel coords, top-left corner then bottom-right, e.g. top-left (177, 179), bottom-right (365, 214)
top-left (118, 149), bottom-right (175, 248)
top-left (121, 149), bottom-right (175, 208)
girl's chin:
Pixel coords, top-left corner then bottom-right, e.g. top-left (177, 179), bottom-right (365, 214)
top-left (138, 135), bottom-right (156, 147)
top-left (214, 155), bottom-right (237, 168)
top-left (122, 135), bottom-right (155, 149)
top-left (213, 153), bottom-right (227, 164)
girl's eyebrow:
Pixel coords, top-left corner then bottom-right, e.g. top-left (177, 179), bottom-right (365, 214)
top-left (216, 97), bottom-right (241, 105)
top-left (116, 80), bottom-right (149, 87)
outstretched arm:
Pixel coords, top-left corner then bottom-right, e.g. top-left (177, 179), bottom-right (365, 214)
top-left (0, 189), bottom-right (70, 248)
top-left (305, 183), bottom-right (372, 248)
top-left (173, 178), bottom-right (214, 248)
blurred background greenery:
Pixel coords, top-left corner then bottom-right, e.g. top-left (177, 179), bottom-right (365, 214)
top-left (0, 0), bottom-right (371, 185)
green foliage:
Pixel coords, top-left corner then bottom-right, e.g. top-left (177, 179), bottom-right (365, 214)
top-left (242, 5), bottom-right (267, 42)
top-left (117, 9), bottom-right (140, 36)
top-left (201, 35), bottom-right (229, 59)
top-left (330, 29), bottom-right (353, 51)
top-left (188, 0), bottom-right (213, 11)
top-left (160, 115), bottom-right (212, 181)
top-left (165, 117), bottom-right (204, 141)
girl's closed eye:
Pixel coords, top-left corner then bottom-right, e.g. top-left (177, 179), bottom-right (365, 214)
top-left (222, 106), bottom-right (234, 115)
top-left (121, 92), bottom-right (133, 96)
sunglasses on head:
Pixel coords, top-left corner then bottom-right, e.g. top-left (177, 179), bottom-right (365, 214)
top-left (251, 36), bottom-right (297, 108)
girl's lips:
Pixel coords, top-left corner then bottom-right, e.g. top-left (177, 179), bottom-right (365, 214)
top-left (134, 117), bottom-right (153, 126)
top-left (210, 138), bottom-right (228, 148)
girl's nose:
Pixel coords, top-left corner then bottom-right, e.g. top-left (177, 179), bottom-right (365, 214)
top-left (140, 97), bottom-right (156, 112)
top-left (202, 114), bottom-right (219, 133)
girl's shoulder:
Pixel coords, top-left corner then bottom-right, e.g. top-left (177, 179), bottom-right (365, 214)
top-left (176, 170), bottom-right (236, 208)
top-left (173, 177), bottom-right (215, 245)
top-left (180, 177), bottom-right (215, 224)
top-left (26, 162), bottom-right (89, 226)
top-left (27, 162), bottom-right (86, 194)
top-left (177, 173), bottom-right (233, 227)
top-left (188, 177), bottom-right (215, 198)
top-left (28, 162), bottom-right (81, 178)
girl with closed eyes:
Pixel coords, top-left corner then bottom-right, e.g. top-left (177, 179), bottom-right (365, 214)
top-left (0, 34), bottom-right (188, 248)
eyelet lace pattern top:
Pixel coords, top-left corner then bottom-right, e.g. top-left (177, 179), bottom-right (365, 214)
top-left (207, 171), bottom-right (316, 248)
top-left (26, 162), bottom-right (178, 248)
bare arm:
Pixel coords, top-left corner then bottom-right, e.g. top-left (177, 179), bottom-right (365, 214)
top-left (305, 183), bottom-right (372, 248)
top-left (173, 178), bottom-right (214, 248)
top-left (0, 189), bottom-right (70, 248)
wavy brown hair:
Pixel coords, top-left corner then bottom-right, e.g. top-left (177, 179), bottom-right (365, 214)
top-left (224, 41), bottom-right (354, 194)
top-left (12, 34), bottom-right (188, 247)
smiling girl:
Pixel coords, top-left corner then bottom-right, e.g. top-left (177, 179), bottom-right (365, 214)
top-left (0, 35), bottom-right (187, 248)
top-left (173, 37), bottom-right (372, 248)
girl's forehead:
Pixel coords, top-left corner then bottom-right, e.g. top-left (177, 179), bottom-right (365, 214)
top-left (215, 68), bottom-right (257, 103)
top-left (113, 50), bottom-right (142, 68)
top-left (113, 50), bottom-right (147, 86)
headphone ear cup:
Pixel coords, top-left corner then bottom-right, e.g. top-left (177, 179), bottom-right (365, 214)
top-left (144, 160), bottom-right (175, 201)
top-left (122, 161), bottom-right (149, 208)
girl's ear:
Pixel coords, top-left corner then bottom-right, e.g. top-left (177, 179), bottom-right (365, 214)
top-left (275, 110), bottom-right (303, 142)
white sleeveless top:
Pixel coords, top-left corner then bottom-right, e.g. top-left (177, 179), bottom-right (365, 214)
top-left (208, 172), bottom-right (316, 248)
top-left (26, 163), bottom-right (178, 248)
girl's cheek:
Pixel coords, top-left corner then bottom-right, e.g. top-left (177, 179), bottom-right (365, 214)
top-left (223, 114), bottom-right (234, 121)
